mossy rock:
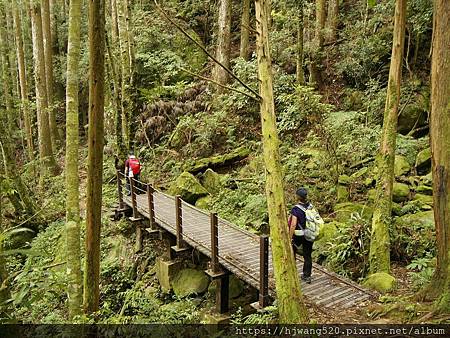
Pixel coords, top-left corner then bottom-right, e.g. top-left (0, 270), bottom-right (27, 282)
top-left (363, 272), bottom-right (396, 293)
top-left (338, 175), bottom-right (352, 185)
top-left (416, 184), bottom-right (433, 196)
top-left (392, 182), bottom-right (410, 203)
top-left (336, 185), bottom-right (349, 203)
top-left (415, 148), bottom-right (431, 175)
top-left (391, 202), bottom-right (403, 216)
top-left (334, 202), bottom-right (373, 222)
top-left (351, 167), bottom-right (368, 179)
top-left (184, 146), bottom-right (251, 173)
top-left (168, 171), bottom-right (209, 204)
top-left (195, 196), bottom-right (212, 210)
top-left (172, 268), bottom-right (210, 297)
top-left (208, 275), bottom-right (244, 299)
top-left (394, 155), bottom-right (411, 177)
top-left (413, 193), bottom-right (433, 206)
top-left (397, 88), bottom-right (429, 134)
top-left (313, 221), bottom-right (343, 259)
top-left (202, 169), bottom-right (222, 194)
top-left (394, 211), bottom-right (434, 230)
top-left (419, 172), bottom-right (432, 187)
top-left (367, 189), bottom-right (377, 203)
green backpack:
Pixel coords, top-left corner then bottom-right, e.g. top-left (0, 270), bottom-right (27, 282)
top-left (296, 204), bottom-right (324, 242)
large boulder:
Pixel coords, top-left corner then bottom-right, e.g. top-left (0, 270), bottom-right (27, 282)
top-left (363, 272), bottom-right (396, 293)
top-left (415, 148), bottom-right (431, 175)
top-left (395, 211), bottom-right (434, 229)
top-left (416, 184), bottom-right (433, 196)
top-left (172, 268), bottom-right (210, 297)
top-left (195, 196), bottom-right (212, 210)
top-left (168, 171), bottom-right (209, 204)
top-left (392, 182), bottom-right (410, 202)
top-left (413, 193), bottom-right (433, 206)
top-left (201, 169), bottom-right (222, 194)
top-left (394, 155), bottom-right (411, 177)
top-left (208, 275), bottom-right (244, 299)
top-left (397, 87), bottom-right (429, 135)
top-left (313, 221), bottom-right (343, 261)
top-left (419, 172), bottom-right (433, 187)
top-left (334, 202), bottom-right (373, 222)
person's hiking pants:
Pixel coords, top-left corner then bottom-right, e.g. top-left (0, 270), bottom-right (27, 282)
top-left (293, 235), bottom-right (313, 278)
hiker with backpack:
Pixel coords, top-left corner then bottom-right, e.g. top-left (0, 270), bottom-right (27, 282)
top-left (125, 152), bottom-right (142, 195)
top-left (288, 187), bottom-right (324, 284)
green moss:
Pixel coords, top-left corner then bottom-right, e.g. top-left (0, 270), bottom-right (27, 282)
top-left (334, 202), bottom-right (373, 222)
top-left (419, 172), bottom-right (433, 187)
top-left (416, 184), bottom-right (433, 196)
top-left (194, 196), bottom-right (212, 210)
top-left (337, 185), bottom-right (349, 202)
top-left (363, 272), bottom-right (396, 293)
top-left (208, 275), bottom-right (244, 299)
top-left (201, 169), bottom-right (222, 194)
top-left (415, 148), bottom-right (431, 175)
top-left (351, 167), bottom-right (369, 179)
top-left (172, 268), bottom-right (209, 297)
top-left (413, 193), bottom-right (433, 206)
top-left (392, 182), bottom-right (410, 203)
top-left (184, 146), bottom-right (251, 173)
top-left (394, 155), bottom-right (411, 177)
top-left (168, 171), bottom-right (209, 204)
top-left (338, 174), bottom-right (352, 185)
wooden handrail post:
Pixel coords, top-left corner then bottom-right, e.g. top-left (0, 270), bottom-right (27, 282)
top-left (175, 195), bottom-right (184, 249)
top-left (147, 184), bottom-right (156, 229)
top-left (259, 235), bottom-right (269, 308)
top-left (117, 170), bottom-right (124, 209)
top-left (130, 178), bottom-right (138, 219)
top-left (210, 212), bottom-right (219, 274)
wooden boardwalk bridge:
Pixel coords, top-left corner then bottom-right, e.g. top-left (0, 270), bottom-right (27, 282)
top-left (116, 172), bottom-right (376, 314)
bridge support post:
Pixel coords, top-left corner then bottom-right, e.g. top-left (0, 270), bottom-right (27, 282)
top-left (129, 178), bottom-right (143, 252)
top-left (259, 235), bottom-right (270, 308)
top-left (146, 184), bottom-right (159, 235)
top-left (171, 196), bottom-right (189, 257)
top-left (206, 212), bottom-right (229, 314)
top-left (117, 170), bottom-right (124, 210)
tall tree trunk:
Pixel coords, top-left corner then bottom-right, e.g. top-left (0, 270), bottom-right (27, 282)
top-left (30, 0), bottom-right (58, 178)
top-left (296, 2), bottom-right (305, 85)
top-left (326, 0), bottom-right (339, 42)
top-left (309, 0), bottom-right (326, 87)
top-left (369, 0), bottom-right (406, 275)
top-left (0, 6), bottom-right (14, 132)
top-left (117, 0), bottom-right (131, 151)
top-left (13, 1), bottom-right (34, 163)
top-left (254, 0), bottom-right (308, 323)
top-left (239, 0), bottom-right (251, 60)
top-left (422, 0), bottom-right (450, 312)
top-left (65, 0), bottom-right (82, 318)
top-left (214, 0), bottom-right (232, 89)
top-left (41, 0), bottom-right (59, 148)
top-left (83, 0), bottom-right (105, 314)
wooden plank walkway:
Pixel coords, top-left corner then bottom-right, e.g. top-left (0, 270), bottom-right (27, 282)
top-left (123, 187), bottom-right (376, 309)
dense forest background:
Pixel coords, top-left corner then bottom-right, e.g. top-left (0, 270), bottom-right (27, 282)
top-left (0, 0), bottom-right (448, 325)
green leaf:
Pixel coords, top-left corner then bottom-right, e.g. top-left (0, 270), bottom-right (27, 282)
top-left (367, 0), bottom-right (376, 8)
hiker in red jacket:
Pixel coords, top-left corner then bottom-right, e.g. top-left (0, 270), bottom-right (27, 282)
top-left (125, 152), bottom-right (141, 195)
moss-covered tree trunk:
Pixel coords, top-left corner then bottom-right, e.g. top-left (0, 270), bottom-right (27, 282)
top-left (65, 0), bottom-right (82, 318)
top-left (214, 0), bottom-right (231, 89)
top-left (240, 0), bottom-right (251, 60)
top-left (422, 0), bottom-right (450, 313)
top-left (254, 0), bottom-right (308, 323)
top-left (30, 0), bottom-right (58, 178)
top-left (13, 1), bottom-right (34, 163)
top-left (309, 0), bottom-right (326, 87)
top-left (369, 0), bottom-right (406, 275)
top-left (83, 0), bottom-right (105, 314)
top-left (326, 0), bottom-right (339, 42)
top-left (41, 0), bottom-right (59, 148)
top-left (296, 2), bottom-right (305, 85)
top-left (117, 0), bottom-right (131, 151)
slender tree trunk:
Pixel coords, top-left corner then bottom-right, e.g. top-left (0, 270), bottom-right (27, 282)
top-left (13, 1), bottom-right (34, 163)
top-left (65, 0), bottom-right (82, 318)
top-left (41, 0), bottom-right (59, 148)
top-left (214, 0), bottom-right (232, 89)
top-left (240, 0), bottom-right (251, 60)
top-left (30, 0), bottom-right (58, 178)
top-left (296, 3), bottom-right (305, 85)
top-left (0, 6), bottom-right (14, 132)
top-left (421, 0), bottom-right (450, 312)
top-left (369, 0), bottom-right (406, 275)
top-left (117, 0), bottom-right (130, 151)
top-left (83, 0), bottom-right (105, 314)
top-left (254, 0), bottom-right (308, 323)
top-left (326, 0), bottom-right (339, 42)
top-left (309, 0), bottom-right (326, 87)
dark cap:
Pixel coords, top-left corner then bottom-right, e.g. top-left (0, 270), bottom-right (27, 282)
top-left (296, 187), bottom-right (308, 199)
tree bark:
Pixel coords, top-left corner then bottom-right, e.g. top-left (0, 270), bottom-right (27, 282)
top-left (423, 0), bottom-right (450, 312)
top-left (326, 0), bottom-right (339, 42)
top-left (309, 0), bottom-right (326, 87)
top-left (83, 0), bottom-right (105, 314)
top-left (239, 0), bottom-right (251, 60)
top-left (214, 0), bottom-right (232, 89)
top-left (369, 0), bottom-right (406, 275)
top-left (41, 0), bottom-right (59, 148)
top-left (30, 0), bottom-right (58, 178)
top-left (296, 3), bottom-right (305, 85)
top-left (0, 6), bottom-right (14, 132)
top-left (13, 1), bottom-right (34, 163)
top-left (65, 0), bottom-right (82, 318)
top-left (254, 0), bottom-right (308, 323)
